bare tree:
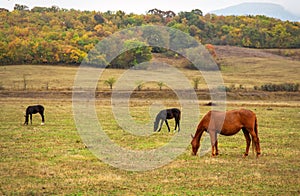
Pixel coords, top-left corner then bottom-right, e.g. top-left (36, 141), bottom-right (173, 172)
top-left (192, 77), bottom-right (201, 90)
top-left (23, 74), bottom-right (27, 90)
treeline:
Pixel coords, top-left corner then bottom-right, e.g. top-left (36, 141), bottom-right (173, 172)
top-left (0, 4), bottom-right (300, 66)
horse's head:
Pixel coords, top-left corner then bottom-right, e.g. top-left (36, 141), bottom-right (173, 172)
top-left (24, 114), bottom-right (29, 125)
top-left (153, 113), bottom-right (162, 132)
top-left (191, 142), bottom-right (200, 156)
top-left (191, 134), bottom-right (200, 156)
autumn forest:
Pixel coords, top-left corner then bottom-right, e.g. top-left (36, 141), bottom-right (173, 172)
top-left (0, 4), bottom-right (300, 66)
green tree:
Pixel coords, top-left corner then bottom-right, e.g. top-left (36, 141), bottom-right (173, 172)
top-left (14, 4), bottom-right (29, 11)
top-left (104, 77), bottom-right (116, 90)
top-left (110, 40), bottom-right (152, 69)
top-left (157, 81), bottom-right (165, 90)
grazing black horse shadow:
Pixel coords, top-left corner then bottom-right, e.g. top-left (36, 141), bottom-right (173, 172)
top-left (154, 108), bottom-right (181, 132)
top-left (24, 105), bottom-right (45, 125)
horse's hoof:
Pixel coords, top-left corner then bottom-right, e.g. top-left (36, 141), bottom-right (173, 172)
top-left (41, 122), bottom-right (45, 125)
top-left (256, 153), bottom-right (261, 158)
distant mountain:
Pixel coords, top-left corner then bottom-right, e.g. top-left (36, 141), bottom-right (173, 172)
top-left (210, 3), bottom-right (300, 21)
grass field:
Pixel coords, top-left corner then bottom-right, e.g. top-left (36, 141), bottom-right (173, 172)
top-left (0, 98), bottom-right (299, 195)
top-left (0, 47), bottom-right (299, 195)
top-left (1, 47), bottom-right (300, 91)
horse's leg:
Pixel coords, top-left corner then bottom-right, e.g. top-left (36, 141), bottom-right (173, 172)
top-left (242, 128), bottom-right (251, 157)
top-left (174, 118), bottom-right (178, 131)
top-left (248, 129), bottom-right (261, 157)
top-left (158, 120), bottom-right (164, 132)
top-left (40, 112), bottom-right (45, 125)
top-left (215, 139), bottom-right (219, 156)
top-left (30, 114), bottom-right (32, 125)
top-left (24, 115), bottom-right (28, 125)
top-left (174, 118), bottom-right (180, 132)
top-left (165, 120), bottom-right (170, 132)
top-left (254, 135), bottom-right (261, 157)
top-left (209, 130), bottom-right (217, 156)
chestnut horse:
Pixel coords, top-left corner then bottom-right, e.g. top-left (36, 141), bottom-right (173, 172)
top-left (154, 108), bottom-right (181, 132)
top-left (191, 109), bottom-right (261, 157)
top-left (24, 105), bottom-right (45, 125)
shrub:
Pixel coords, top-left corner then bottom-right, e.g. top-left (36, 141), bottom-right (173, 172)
top-left (260, 83), bottom-right (299, 92)
top-left (217, 85), bottom-right (231, 92)
top-left (104, 77), bottom-right (116, 90)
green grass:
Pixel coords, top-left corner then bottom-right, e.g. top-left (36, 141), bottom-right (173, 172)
top-left (0, 98), bottom-right (299, 195)
top-left (0, 50), bottom-right (299, 194)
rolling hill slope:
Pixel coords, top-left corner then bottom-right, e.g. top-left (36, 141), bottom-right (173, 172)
top-left (210, 2), bottom-right (300, 21)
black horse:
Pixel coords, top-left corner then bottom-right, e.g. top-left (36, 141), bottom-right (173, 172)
top-left (24, 105), bottom-right (45, 125)
top-left (154, 108), bottom-right (181, 132)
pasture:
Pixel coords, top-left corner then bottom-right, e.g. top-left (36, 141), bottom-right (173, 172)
top-left (0, 47), bottom-right (299, 195)
top-left (1, 47), bottom-right (300, 92)
top-left (0, 98), bottom-right (299, 195)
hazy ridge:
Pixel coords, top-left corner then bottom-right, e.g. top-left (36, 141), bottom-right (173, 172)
top-left (210, 2), bottom-right (300, 21)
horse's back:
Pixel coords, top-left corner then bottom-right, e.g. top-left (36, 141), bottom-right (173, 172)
top-left (224, 109), bottom-right (256, 122)
top-left (212, 109), bottom-right (255, 118)
top-left (225, 109), bottom-right (256, 130)
top-left (238, 109), bottom-right (256, 126)
top-left (27, 105), bottom-right (44, 114)
top-left (169, 108), bottom-right (180, 113)
top-left (170, 108), bottom-right (181, 118)
top-left (171, 108), bottom-right (181, 115)
top-left (37, 105), bottom-right (44, 111)
top-left (163, 108), bottom-right (180, 119)
top-left (203, 109), bottom-right (256, 133)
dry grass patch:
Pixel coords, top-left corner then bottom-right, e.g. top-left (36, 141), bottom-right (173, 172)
top-left (0, 99), bottom-right (299, 195)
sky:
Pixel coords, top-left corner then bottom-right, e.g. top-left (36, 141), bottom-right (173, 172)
top-left (1, 0), bottom-right (299, 16)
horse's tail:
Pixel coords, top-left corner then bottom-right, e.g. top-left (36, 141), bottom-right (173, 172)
top-left (252, 116), bottom-right (258, 154)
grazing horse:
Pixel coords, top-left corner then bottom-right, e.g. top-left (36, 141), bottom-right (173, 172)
top-left (24, 105), bottom-right (45, 125)
top-left (191, 109), bottom-right (261, 157)
top-left (154, 108), bottom-right (181, 132)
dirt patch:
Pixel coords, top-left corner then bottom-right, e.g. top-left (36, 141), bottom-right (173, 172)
top-left (1, 90), bottom-right (299, 101)
top-left (214, 45), bottom-right (285, 59)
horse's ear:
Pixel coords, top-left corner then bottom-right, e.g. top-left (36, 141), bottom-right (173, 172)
top-left (191, 134), bottom-right (194, 138)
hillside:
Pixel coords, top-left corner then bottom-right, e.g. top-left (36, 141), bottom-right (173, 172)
top-left (211, 3), bottom-right (300, 21)
top-left (214, 45), bottom-right (300, 60)
top-left (0, 6), bottom-right (300, 66)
